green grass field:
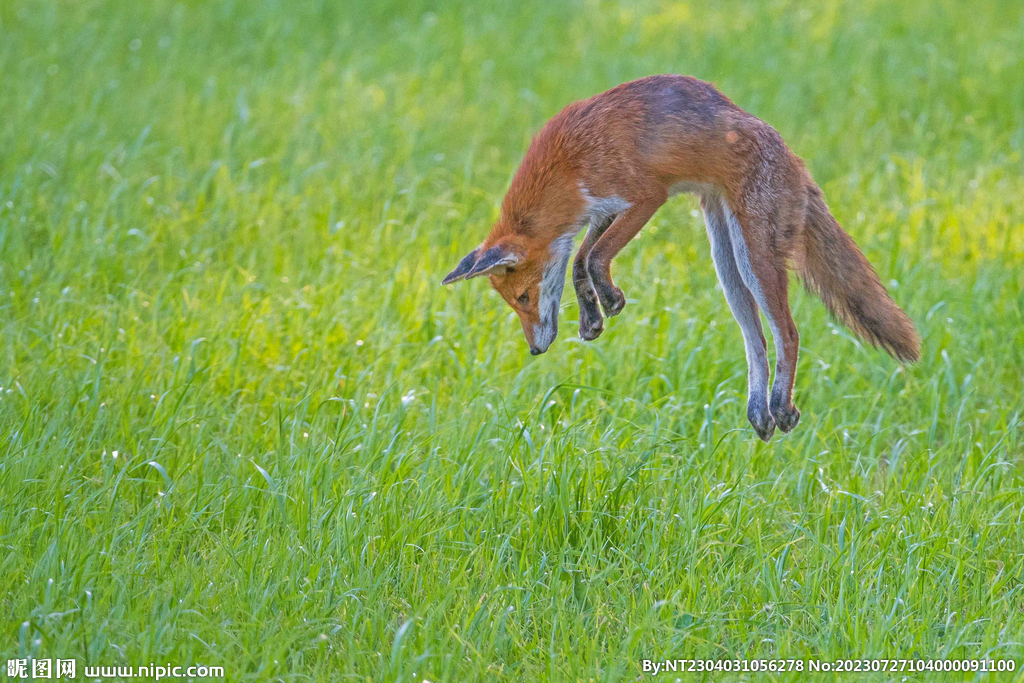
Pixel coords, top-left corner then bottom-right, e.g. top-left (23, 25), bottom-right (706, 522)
top-left (2, 0), bottom-right (1024, 680)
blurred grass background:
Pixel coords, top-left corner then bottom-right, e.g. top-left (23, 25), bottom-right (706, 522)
top-left (1, 0), bottom-right (1023, 680)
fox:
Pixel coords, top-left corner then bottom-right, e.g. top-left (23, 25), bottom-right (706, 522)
top-left (442, 75), bottom-right (920, 441)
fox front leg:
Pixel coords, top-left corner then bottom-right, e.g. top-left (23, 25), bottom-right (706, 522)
top-left (586, 193), bottom-right (666, 318)
top-left (573, 253), bottom-right (604, 340)
top-left (573, 216), bottom-right (614, 340)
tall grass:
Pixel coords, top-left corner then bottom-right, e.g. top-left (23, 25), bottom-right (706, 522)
top-left (1, 0), bottom-right (1023, 680)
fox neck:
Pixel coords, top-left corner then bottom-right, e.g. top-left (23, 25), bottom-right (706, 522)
top-left (497, 171), bottom-right (591, 351)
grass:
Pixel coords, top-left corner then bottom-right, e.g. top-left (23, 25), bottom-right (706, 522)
top-left (1, 0), bottom-right (1023, 680)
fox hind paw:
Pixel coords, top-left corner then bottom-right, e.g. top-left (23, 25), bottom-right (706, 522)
top-left (770, 403), bottom-right (801, 433)
top-left (748, 403), bottom-right (776, 442)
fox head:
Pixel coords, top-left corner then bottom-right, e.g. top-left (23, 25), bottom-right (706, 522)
top-left (442, 232), bottom-right (573, 355)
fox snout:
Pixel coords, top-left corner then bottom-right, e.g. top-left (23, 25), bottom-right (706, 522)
top-left (529, 321), bottom-right (556, 355)
top-left (521, 314), bottom-right (556, 356)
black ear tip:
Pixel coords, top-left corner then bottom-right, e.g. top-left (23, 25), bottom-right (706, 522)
top-left (442, 247), bottom-right (481, 286)
top-left (442, 269), bottom-right (468, 285)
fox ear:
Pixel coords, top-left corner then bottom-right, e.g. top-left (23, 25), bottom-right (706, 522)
top-left (441, 248), bottom-right (481, 285)
top-left (464, 244), bottom-right (522, 279)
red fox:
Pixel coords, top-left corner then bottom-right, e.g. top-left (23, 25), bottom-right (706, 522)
top-left (442, 75), bottom-right (920, 441)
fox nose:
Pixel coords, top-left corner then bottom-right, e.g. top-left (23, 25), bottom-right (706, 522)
top-left (530, 346), bottom-right (543, 356)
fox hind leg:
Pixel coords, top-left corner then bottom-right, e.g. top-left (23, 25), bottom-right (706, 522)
top-left (702, 195), bottom-right (775, 441)
top-left (723, 201), bottom-right (801, 433)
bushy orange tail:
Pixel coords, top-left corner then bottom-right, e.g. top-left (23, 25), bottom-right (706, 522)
top-left (799, 184), bottom-right (920, 363)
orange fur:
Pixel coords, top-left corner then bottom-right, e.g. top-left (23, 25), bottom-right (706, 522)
top-left (443, 75), bottom-right (920, 440)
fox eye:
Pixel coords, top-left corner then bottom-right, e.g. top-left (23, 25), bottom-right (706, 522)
top-left (517, 291), bottom-right (530, 306)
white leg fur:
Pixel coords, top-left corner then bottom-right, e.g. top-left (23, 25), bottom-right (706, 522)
top-left (702, 196), bottom-right (771, 417)
top-left (579, 184), bottom-right (633, 223)
top-left (720, 200), bottom-right (794, 408)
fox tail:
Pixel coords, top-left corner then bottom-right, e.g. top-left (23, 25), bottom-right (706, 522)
top-left (798, 183), bottom-right (920, 363)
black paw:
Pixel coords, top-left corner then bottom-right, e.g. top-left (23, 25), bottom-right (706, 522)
top-left (579, 312), bottom-right (604, 340)
top-left (598, 285), bottom-right (626, 317)
top-left (770, 403), bottom-right (801, 433)
top-left (574, 281), bottom-right (605, 341)
top-left (748, 402), bottom-right (776, 442)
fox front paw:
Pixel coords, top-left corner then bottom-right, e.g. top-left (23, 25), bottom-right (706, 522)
top-left (597, 284), bottom-right (626, 317)
top-left (574, 279), bottom-right (605, 341)
top-left (579, 310), bottom-right (604, 340)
